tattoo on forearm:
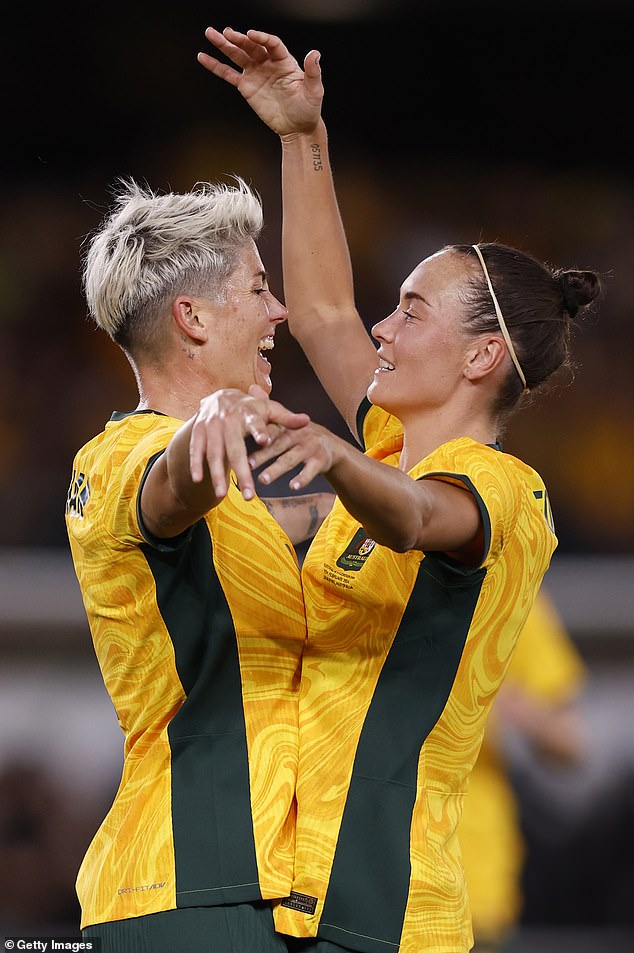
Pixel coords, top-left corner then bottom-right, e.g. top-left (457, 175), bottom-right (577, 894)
top-left (311, 143), bottom-right (323, 172)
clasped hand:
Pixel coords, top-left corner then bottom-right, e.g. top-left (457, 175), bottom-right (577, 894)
top-left (189, 386), bottom-right (333, 501)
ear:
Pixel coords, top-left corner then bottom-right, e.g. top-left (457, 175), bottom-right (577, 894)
top-left (172, 295), bottom-right (209, 344)
top-left (464, 336), bottom-right (507, 382)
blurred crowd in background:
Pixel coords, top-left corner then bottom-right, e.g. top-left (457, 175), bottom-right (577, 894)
top-left (1, 0), bottom-right (633, 555)
top-left (1, 1), bottom-right (633, 949)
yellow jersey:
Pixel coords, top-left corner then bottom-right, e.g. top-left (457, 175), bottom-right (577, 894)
top-left (273, 402), bottom-right (558, 953)
top-left (65, 410), bottom-right (306, 928)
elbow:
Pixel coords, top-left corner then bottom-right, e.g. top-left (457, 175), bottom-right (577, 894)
top-left (365, 499), bottom-right (429, 554)
top-left (367, 526), bottom-right (420, 554)
top-left (390, 533), bottom-right (420, 554)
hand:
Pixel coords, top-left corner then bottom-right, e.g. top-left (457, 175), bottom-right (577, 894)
top-left (197, 27), bottom-right (323, 137)
top-left (190, 386), bottom-right (309, 500)
top-left (248, 410), bottom-right (338, 492)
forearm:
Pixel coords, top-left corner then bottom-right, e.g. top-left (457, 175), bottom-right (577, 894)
top-left (254, 416), bottom-right (482, 556)
top-left (281, 120), bottom-right (356, 334)
top-left (141, 419), bottom-right (223, 538)
top-left (280, 122), bottom-right (376, 428)
top-left (165, 418), bottom-right (222, 515)
top-left (323, 440), bottom-right (427, 552)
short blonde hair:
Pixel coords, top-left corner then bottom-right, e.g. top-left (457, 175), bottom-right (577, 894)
top-left (82, 176), bottom-right (263, 347)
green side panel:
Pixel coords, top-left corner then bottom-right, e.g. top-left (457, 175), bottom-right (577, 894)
top-left (319, 556), bottom-right (486, 953)
top-left (142, 522), bottom-right (261, 908)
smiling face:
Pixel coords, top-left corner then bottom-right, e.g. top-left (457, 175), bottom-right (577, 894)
top-left (197, 240), bottom-right (288, 395)
top-left (367, 248), bottom-right (475, 418)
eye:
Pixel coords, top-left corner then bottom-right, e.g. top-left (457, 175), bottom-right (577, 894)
top-left (402, 308), bottom-right (417, 322)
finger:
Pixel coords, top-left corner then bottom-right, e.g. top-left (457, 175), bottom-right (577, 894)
top-left (224, 27), bottom-right (270, 62)
top-left (283, 411), bottom-right (311, 430)
top-left (190, 416), bottom-right (229, 498)
top-left (289, 459), bottom-right (323, 492)
top-left (242, 407), bottom-right (272, 446)
top-left (203, 26), bottom-right (252, 69)
top-left (197, 51), bottom-right (242, 86)
top-left (237, 389), bottom-right (271, 443)
top-left (220, 421), bottom-right (256, 501)
top-left (303, 49), bottom-right (322, 79)
top-left (248, 429), bottom-right (297, 470)
top-left (248, 383), bottom-right (269, 401)
top-left (245, 30), bottom-right (294, 63)
top-left (266, 401), bottom-right (311, 429)
top-left (303, 50), bottom-right (324, 103)
top-left (257, 445), bottom-right (308, 486)
top-left (189, 415), bottom-right (208, 484)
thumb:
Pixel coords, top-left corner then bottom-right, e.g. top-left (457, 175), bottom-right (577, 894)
top-left (303, 49), bottom-right (323, 84)
top-left (268, 400), bottom-right (311, 429)
top-left (248, 384), bottom-right (270, 401)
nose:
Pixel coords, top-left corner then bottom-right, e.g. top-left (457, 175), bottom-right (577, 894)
top-left (266, 291), bottom-right (288, 325)
top-left (371, 310), bottom-right (397, 343)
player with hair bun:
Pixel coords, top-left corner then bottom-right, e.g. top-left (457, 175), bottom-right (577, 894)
top-left (198, 26), bottom-right (603, 953)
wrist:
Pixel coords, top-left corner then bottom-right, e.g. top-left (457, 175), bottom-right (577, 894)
top-left (280, 118), bottom-right (327, 149)
top-left (324, 432), bottom-right (350, 476)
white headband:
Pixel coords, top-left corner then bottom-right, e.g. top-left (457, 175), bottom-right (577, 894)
top-left (472, 244), bottom-right (528, 391)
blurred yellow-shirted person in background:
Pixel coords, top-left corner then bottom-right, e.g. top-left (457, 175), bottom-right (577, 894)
top-left (459, 588), bottom-right (587, 952)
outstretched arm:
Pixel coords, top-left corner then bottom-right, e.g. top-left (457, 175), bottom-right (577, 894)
top-left (198, 28), bottom-right (379, 437)
top-left (141, 388), bottom-right (309, 538)
top-left (249, 411), bottom-right (483, 561)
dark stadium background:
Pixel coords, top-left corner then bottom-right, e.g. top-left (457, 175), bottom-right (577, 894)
top-left (1, 2), bottom-right (633, 949)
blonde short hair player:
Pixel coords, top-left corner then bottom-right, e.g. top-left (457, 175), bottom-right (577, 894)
top-left (66, 176), bottom-right (331, 953)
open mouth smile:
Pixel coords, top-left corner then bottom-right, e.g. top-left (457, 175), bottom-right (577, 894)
top-left (258, 335), bottom-right (274, 357)
top-left (377, 357), bottom-right (395, 372)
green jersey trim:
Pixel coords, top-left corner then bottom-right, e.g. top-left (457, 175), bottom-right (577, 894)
top-left (142, 523), bottom-right (262, 907)
top-left (319, 555), bottom-right (485, 950)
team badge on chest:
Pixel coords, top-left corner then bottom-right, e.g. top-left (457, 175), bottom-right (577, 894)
top-left (336, 527), bottom-right (377, 571)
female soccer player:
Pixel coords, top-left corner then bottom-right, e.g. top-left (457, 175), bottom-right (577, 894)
top-left (198, 27), bottom-right (602, 953)
top-left (67, 176), bottom-right (328, 953)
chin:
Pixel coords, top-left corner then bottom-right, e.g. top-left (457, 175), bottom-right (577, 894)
top-left (367, 379), bottom-right (396, 414)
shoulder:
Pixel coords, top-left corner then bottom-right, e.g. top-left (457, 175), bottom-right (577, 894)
top-left (415, 438), bottom-right (544, 491)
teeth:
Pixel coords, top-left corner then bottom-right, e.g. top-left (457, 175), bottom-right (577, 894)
top-left (258, 335), bottom-right (274, 351)
top-left (379, 358), bottom-right (395, 370)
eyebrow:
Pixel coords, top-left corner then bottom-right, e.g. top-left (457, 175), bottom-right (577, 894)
top-left (254, 269), bottom-right (268, 284)
top-left (403, 290), bottom-right (431, 307)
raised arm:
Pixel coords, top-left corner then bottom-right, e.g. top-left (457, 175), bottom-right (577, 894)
top-left (198, 28), bottom-right (379, 437)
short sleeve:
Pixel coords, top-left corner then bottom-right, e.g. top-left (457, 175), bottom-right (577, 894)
top-left (415, 439), bottom-right (536, 568)
top-left (102, 421), bottom-right (181, 547)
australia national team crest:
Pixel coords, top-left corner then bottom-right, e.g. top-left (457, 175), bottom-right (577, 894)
top-left (336, 527), bottom-right (377, 572)
top-left (66, 470), bottom-right (90, 519)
